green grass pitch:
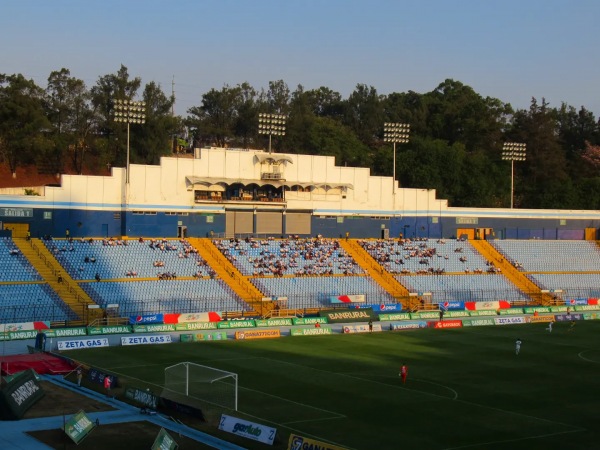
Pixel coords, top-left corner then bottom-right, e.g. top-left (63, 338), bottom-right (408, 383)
top-left (66, 320), bottom-right (600, 450)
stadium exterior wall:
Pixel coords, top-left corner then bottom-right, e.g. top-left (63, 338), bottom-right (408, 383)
top-left (0, 147), bottom-right (599, 239)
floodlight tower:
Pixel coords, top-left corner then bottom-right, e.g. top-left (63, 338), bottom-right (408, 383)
top-left (383, 122), bottom-right (410, 194)
top-left (258, 113), bottom-right (286, 154)
top-left (114, 99), bottom-right (146, 184)
top-left (502, 142), bottom-right (527, 209)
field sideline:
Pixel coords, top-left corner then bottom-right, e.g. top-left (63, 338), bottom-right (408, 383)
top-left (65, 321), bottom-right (600, 450)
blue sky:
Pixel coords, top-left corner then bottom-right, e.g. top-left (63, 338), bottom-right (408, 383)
top-left (2, 0), bottom-right (598, 117)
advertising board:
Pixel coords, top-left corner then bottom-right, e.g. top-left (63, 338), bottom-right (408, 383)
top-left (219, 414), bottom-right (276, 445)
top-left (121, 335), bottom-right (172, 346)
top-left (58, 338), bottom-right (109, 351)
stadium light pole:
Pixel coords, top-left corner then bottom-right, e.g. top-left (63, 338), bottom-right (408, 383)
top-left (502, 142), bottom-right (526, 209)
top-left (383, 123), bottom-right (410, 195)
top-left (258, 113), bottom-right (286, 154)
top-left (114, 99), bottom-right (146, 184)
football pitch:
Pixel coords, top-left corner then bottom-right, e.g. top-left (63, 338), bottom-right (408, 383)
top-left (66, 321), bottom-right (600, 450)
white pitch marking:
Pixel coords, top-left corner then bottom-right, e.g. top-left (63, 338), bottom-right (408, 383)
top-left (578, 349), bottom-right (600, 363)
top-left (442, 428), bottom-right (584, 450)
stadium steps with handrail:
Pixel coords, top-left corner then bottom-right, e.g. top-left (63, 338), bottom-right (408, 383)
top-left (13, 238), bottom-right (102, 324)
top-left (338, 239), bottom-right (418, 309)
top-left (469, 239), bottom-right (555, 305)
top-left (187, 238), bottom-right (265, 316)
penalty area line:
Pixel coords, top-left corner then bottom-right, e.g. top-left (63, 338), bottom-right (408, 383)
top-left (442, 428), bottom-right (585, 450)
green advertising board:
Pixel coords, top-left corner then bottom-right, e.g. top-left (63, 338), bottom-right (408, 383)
top-left (6, 330), bottom-right (38, 340)
top-left (217, 320), bottom-right (256, 329)
top-left (152, 428), bottom-right (178, 450)
top-left (575, 305), bottom-right (600, 311)
top-left (64, 410), bottom-right (95, 444)
top-left (378, 313), bottom-right (411, 321)
top-left (410, 311), bottom-right (439, 320)
top-left (549, 306), bottom-right (569, 312)
top-left (498, 308), bottom-right (524, 315)
top-left (125, 387), bottom-right (158, 409)
top-left (0, 369), bottom-right (45, 420)
top-left (524, 307), bottom-right (551, 314)
top-left (292, 317), bottom-right (328, 325)
top-left (462, 318), bottom-right (496, 327)
top-left (174, 322), bottom-right (218, 331)
top-left (87, 325), bottom-right (132, 335)
top-left (180, 332), bottom-right (228, 342)
top-left (290, 326), bottom-right (333, 336)
top-left (444, 311), bottom-right (470, 318)
top-left (44, 327), bottom-right (87, 338)
top-left (468, 310), bottom-right (498, 317)
top-left (133, 324), bottom-right (176, 333)
top-left (255, 318), bottom-right (293, 327)
top-left (321, 309), bottom-right (377, 323)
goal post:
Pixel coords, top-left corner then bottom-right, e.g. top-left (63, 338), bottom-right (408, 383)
top-left (164, 362), bottom-right (238, 411)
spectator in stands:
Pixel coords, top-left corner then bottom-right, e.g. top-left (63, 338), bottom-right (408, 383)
top-left (95, 273), bottom-right (101, 282)
top-left (65, 228), bottom-right (70, 240)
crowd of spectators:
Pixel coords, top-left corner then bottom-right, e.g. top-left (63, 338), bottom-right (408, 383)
top-left (215, 236), bottom-right (363, 277)
top-left (359, 237), bottom-right (494, 275)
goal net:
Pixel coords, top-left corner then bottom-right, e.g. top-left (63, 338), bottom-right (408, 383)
top-left (163, 362), bottom-right (238, 411)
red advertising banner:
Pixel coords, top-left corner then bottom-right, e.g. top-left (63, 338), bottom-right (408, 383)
top-left (428, 320), bottom-right (463, 329)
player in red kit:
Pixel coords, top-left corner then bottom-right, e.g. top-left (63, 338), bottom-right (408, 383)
top-left (399, 363), bottom-right (408, 384)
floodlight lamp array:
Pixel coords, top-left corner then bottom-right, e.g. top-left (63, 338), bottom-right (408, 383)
top-left (114, 99), bottom-right (147, 124)
top-left (383, 122), bottom-right (410, 143)
top-left (502, 142), bottom-right (527, 161)
top-left (258, 113), bottom-right (286, 136)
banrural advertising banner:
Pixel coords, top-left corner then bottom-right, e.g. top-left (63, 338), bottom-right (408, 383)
top-left (288, 434), bottom-right (347, 450)
top-left (343, 324), bottom-right (383, 333)
top-left (321, 309), bottom-right (377, 323)
top-left (235, 329), bottom-right (281, 340)
top-left (494, 316), bottom-right (526, 325)
top-left (468, 310), bottom-right (498, 316)
top-left (379, 312), bottom-right (411, 321)
top-left (410, 311), bottom-right (439, 320)
top-left (462, 318), bottom-right (496, 327)
top-left (329, 294), bottom-right (366, 304)
top-left (125, 387), bottom-right (158, 409)
top-left (524, 307), bottom-right (551, 314)
top-left (58, 338), bottom-right (110, 351)
top-left (174, 322), bottom-right (218, 331)
top-left (121, 335), bottom-right (172, 346)
top-left (64, 410), bottom-right (95, 444)
top-left (217, 320), bottom-right (256, 329)
top-left (133, 324), bottom-right (176, 333)
top-left (44, 328), bottom-right (87, 338)
top-left (5, 330), bottom-right (38, 340)
top-left (0, 369), bottom-right (44, 420)
top-left (292, 317), bottom-right (328, 325)
top-left (575, 305), bottom-right (600, 311)
top-left (498, 308), bottom-right (525, 315)
top-left (389, 322), bottom-right (427, 330)
top-left (129, 314), bottom-right (164, 325)
top-left (549, 306), bottom-right (569, 312)
top-left (255, 318), bottom-right (293, 327)
top-left (219, 414), bottom-right (276, 445)
top-left (180, 332), bottom-right (228, 342)
top-left (290, 326), bottom-right (333, 336)
top-left (87, 325), bottom-right (132, 335)
top-left (443, 310), bottom-right (470, 318)
top-left (151, 427), bottom-right (178, 450)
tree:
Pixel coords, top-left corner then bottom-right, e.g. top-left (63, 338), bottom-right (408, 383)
top-left (344, 84), bottom-right (383, 147)
top-left (0, 74), bottom-right (50, 176)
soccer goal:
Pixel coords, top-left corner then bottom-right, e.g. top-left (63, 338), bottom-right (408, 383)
top-left (163, 362), bottom-right (238, 411)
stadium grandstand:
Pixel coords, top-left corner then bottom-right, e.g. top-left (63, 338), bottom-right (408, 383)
top-left (0, 146), bottom-right (599, 325)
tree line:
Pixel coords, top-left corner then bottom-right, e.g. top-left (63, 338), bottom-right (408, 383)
top-left (1, 64), bottom-right (600, 209)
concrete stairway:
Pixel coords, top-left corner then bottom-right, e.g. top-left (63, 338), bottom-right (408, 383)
top-left (338, 239), bottom-right (420, 310)
top-left (469, 239), bottom-right (555, 305)
top-left (188, 238), bottom-right (266, 316)
top-left (13, 238), bottom-right (102, 324)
